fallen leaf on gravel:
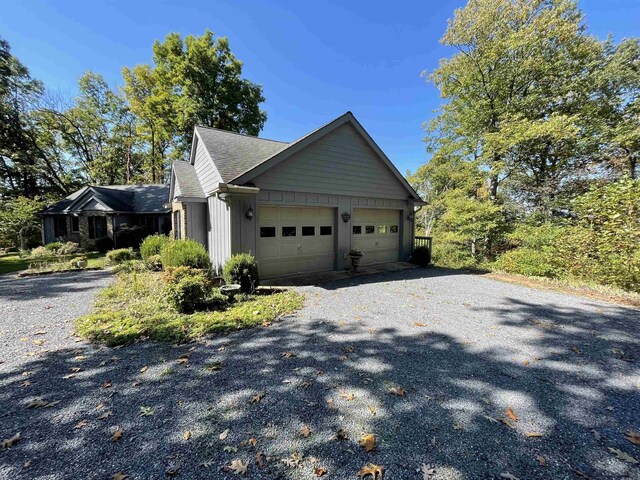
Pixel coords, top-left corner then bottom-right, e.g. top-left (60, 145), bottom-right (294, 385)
top-left (229, 459), bottom-right (248, 475)
top-left (97, 411), bottom-right (113, 420)
top-left (250, 393), bottom-right (265, 404)
top-left (224, 446), bottom-right (238, 453)
top-left (33, 339), bottom-right (45, 346)
top-left (389, 387), bottom-right (407, 397)
top-left (205, 361), bottom-right (223, 371)
top-left (499, 418), bottom-right (514, 429)
top-left (27, 399), bottom-right (59, 408)
top-left (340, 391), bottom-right (356, 401)
top-left (326, 399), bottom-right (337, 409)
top-left (1, 432), bottom-right (20, 448)
top-left (240, 437), bottom-right (257, 447)
top-left (338, 355), bottom-right (348, 361)
top-left (523, 360), bottom-right (530, 366)
top-left (20, 380), bottom-right (31, 387)
top-left (219, 428), bottom-right (230, 440)
top-left (70, 367), bottom-right (82, 373)
top-left (300, 425), bottom-right (312, 437)
top-left (111, 427), bottom-right (123, 442)
top-left (314, 466), bottom-right (328, 476)
top-left (281, 351), bottom-right (296, 359)
top-left (307, 456), bottom-right (320, 463)
top-left (535, 455), bottom-right (546, 466)
top-left (184, 431), bottom-right (191, 441)
top-left (255, 451), bottom-right (266, 468)
top-left (139, 406), bottom-right (154, 416)
top-left (330, 428), bottom-right (348, 441)
top-left (63, 374), bottom-right (76, 379)
top-left (357, 463), bottom-right (383, 479)
top-left (591, 429), bottom-right (602, 441)
top-left (525, 432), bottom-right (542, 437)
top-left (177, 353), bottom-right (190, 365)
top-left (505, 407), bottom-right (518, 421)
top-left (139, 366), bottom-right (148, 373)
top-left (607, 447), bottom-right (638, 464)
top-left (33, 330), bottom-right (47, 335)
top-left (571, 346), bottom-right (582, 355)
top-left (343, 345), bottom-right (355, 353)
top-left (165, 464), bottom-right (179, 476)
top-left (573, 469), bottom-right (589, 478)
top-left (281, 452), bottom-right (303, 468)
top-left (500, 474), bottom-right (520, 480)
top-left (112, 473), bottom-right (128, 480)
top-left (624, 430), bottom-right (640, 445)
top-left (414, 322), bottom-right (427, 327)
top-left (102, 381), bottom-right (112, 388)
top-left (368, 405), bottom-right (377, 416)
top-left (359, 433), bottom-right (375, 452)
top-left (73, 420), bottom-right (88, 430)
top-left (421, 463), bottom-right (436, 478)
top-left (23, 459), bottom-right (31, 469)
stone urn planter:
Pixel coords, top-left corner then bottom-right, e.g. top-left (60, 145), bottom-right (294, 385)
top-left (348, 249), bottom-right (364, 273)
top-left (220, 284), bottom-right (241, 300)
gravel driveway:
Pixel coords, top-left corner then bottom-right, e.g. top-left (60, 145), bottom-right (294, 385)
top-left (0, 268), bottom-right (639, 480)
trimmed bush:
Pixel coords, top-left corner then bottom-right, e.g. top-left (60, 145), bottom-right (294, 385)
top-left (114, 225), bottom-right (151, 249)
top-left (45, 242), bottom-right (62, 252)
top-left (95, 236), bottom-right (114, 253)
top-left (58, 241), bottom-right (82, 255)
top-left (166, 273), bottom-right (225, 313)
top-left (160, 239), bottom-right (211, 270)
top-left (140, 234), bottom-right (170, 261)
top-left (145, 254), bottom-right (163, 271)
top-left (222, 253), bottom-right (259, 294)
top-left (411, 245), bottom-right (431, 267)
top-left (106, 248), bottom-right (135, 265)
top-left (80, 238), bottom-right (97, 252)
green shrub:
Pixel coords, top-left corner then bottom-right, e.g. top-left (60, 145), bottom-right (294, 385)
top-left (494, 247), bottom-right (559, 278)
top-left (163, 266), bottom-right (202, 283)
top-left (166, 273), bottom-right (225, 313)
top-left (30, 246), bottom-right (50, 259)
top-left (106, 248), bottom-right (135, 265)
top-left (115, 225), bottom-right (152, 249)
top-left (140, 234), bottom-right (170, 261)
top-left (95, 236), bottom-right (114, 253)
top-left (57, 241), bottom-right (82, 255)
top-left (145, 254), bottom-right (163, 271)
top-left (411, 245), bottom-right (431, 267)
top-left (80, 238), bottom-right (97, 252)
top-left (160, 239), bottom-right (211, 270)
top-left (222, 253), bottom-right (259, 294)
top-left (112, 259), bottom-right (146, 273)
top-left (431, 242), bottom-right (477, 269)
top-left (45, 242), bottom-right (62, 252)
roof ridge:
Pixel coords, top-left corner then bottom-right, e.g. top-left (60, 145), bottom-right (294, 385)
top-left (195, 125), bottom-right (289, 144)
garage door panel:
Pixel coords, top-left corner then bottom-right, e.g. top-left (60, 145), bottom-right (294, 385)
top-left (352, 208), bottom-right (400, 266)
top-left (257, 206), bottom-right (335, 278)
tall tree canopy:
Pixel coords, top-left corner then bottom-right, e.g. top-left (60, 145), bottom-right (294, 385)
top-left (412, 0), bottom-right (640, 290)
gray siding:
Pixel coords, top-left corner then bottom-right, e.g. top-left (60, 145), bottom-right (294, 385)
top-left (185, 202), bottom-right (207, 247)
top-left (208, 195), bottom-right (231, 272)
top-left (193, 135), bottom-right (222, 195)
top-left (250, 124), bottom-right (409, 199)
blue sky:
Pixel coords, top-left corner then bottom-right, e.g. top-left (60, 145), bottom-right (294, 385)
top-left (2, 0), bottom-right (638, 175)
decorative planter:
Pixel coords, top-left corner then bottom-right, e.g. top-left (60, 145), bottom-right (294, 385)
top-left (220, 284), bottom-right (241, 300)
top-left (348, 253), bottom-right (364, 273)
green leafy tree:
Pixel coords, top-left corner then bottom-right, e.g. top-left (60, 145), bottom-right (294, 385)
top-left (0, 196), bottom-right (45, 248)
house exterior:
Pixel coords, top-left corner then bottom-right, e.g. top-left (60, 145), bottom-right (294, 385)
top-left (169, 112), bottom-right (425, 278)
top-left (41, 184), bottom-right (171, 247)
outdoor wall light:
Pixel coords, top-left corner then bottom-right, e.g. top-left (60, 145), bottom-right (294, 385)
top-left (245, 206), bottom-right (254, 220)
top-left (406, 213), bottom-right (415, 221)
top-left (341, 212), bottom-right (351, 222)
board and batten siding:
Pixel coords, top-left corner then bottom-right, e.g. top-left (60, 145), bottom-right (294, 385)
top-left (185, 202), bottom-right (207, 247)
top-left (193, 134), bottom-right (222, 196)
top-left (250, 124), bottom-right (409, 200)
top-left (208, 194), bottom-right (232, 272)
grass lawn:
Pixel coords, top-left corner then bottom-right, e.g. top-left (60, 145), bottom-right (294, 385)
top-left (0, 253), bottom-right (31, 275)
top-left (75, 270), bottom-right (304, 345)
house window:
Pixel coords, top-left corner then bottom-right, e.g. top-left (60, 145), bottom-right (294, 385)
top-left (71, 217), bottom-right (79, 233)
top-left (352, 226), bottom-right (362, 235)
top-left (88, 216), bottom-right (107, 239)
top-left (390, 225), bottom-right (398, 233)
top-left (378, 225), bottom-right (387, 234)
top-left (54, 217), bottom-right (67, 238)
top-left (365, 225), bottom-right (375, 234)
top-left (302, 226), bottom-right (315, 236)
top-left (320, 226), bottom-right (332, 236)
top-left (282, 226), bottom-right (296, 237)
top-left (173, 211), bottom-right (182, 239)
top-left (260, 227), bottom-right (276, 238)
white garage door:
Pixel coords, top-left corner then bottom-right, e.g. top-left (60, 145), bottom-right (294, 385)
top-left (257, 206), bottom-right (335, 278)
top-left (351, 208), bottom-right (400, 265)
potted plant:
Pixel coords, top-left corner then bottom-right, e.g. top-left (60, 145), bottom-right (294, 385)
top-left (348, 249), bottom-right (364, 272)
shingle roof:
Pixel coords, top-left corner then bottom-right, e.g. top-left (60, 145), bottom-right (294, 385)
top-left (195, 126), bottom-right (289, 183)
top-left (43, 184), bottom-right (170, 214)
top-left (172, 161), bottom-right (205, 198)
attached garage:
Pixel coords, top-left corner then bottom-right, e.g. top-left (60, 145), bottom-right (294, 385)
top-left (351, 208), bottom-right (401, 265)
top-left (257, 206), bottom-right (335, 278)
